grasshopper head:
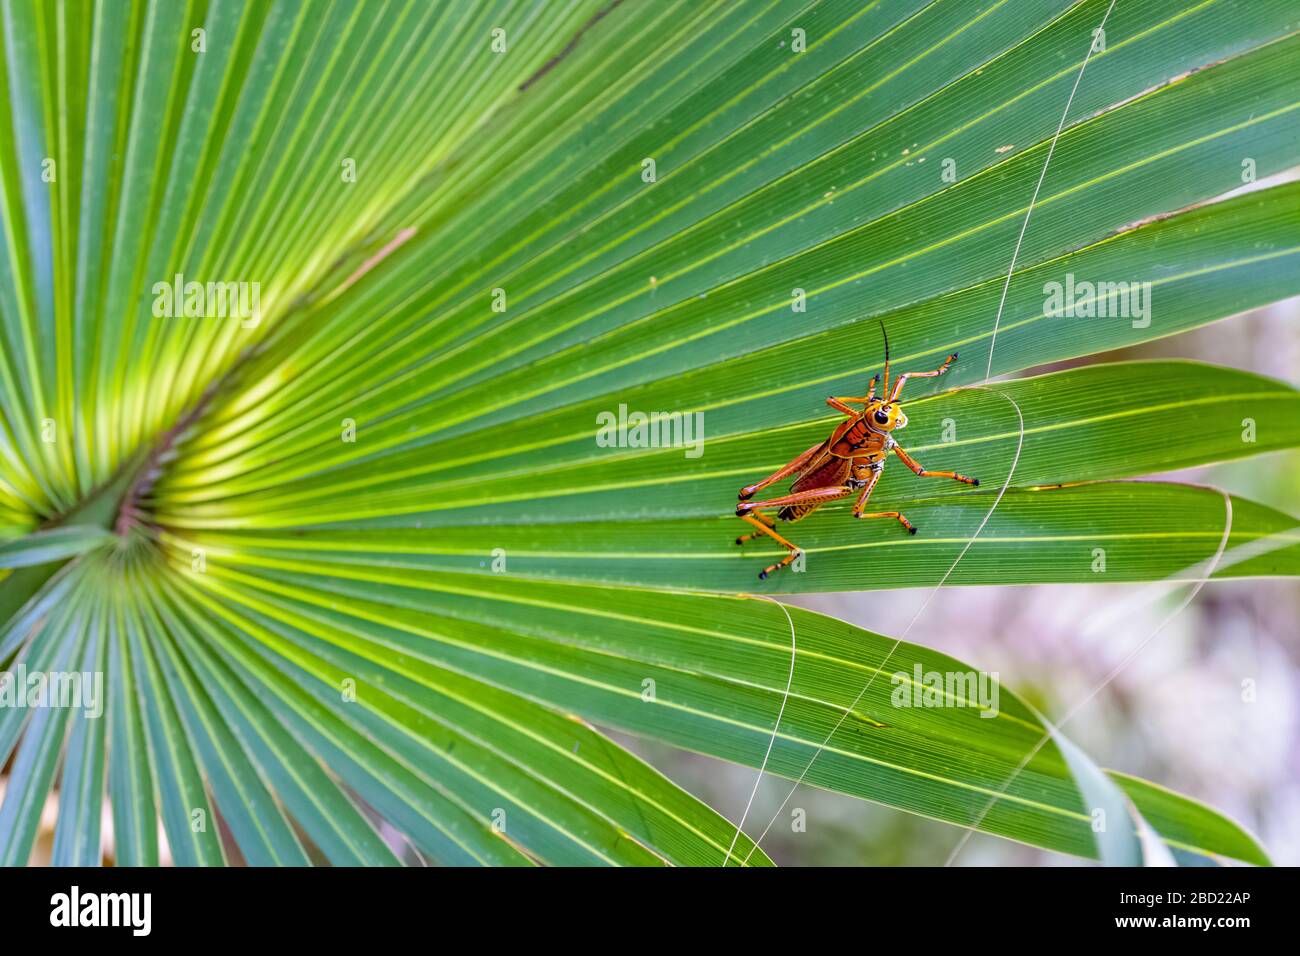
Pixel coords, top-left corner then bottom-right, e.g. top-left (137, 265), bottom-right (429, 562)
top-left (867, 399), bottom-right (907, 432)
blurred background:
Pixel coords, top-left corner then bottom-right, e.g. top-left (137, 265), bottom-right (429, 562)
top-left (619, 295), bottom-right (1300, 866)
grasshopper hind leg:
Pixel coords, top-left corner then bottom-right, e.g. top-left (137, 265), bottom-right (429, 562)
top-left (735, 511), bottom-right (777, 545)
top-left (736, 513), bottom-right (803, 579)
top-left (736, 484), bottom-right (853, 580)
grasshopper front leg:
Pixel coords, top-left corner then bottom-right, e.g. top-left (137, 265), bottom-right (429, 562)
top-left (826, 374), bottom-right (880, 415)
top-left (888, 352), bottom-right (958, 402)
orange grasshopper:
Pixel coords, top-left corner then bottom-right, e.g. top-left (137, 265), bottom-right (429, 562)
top-left (735, 325), bottom-right (979, 579)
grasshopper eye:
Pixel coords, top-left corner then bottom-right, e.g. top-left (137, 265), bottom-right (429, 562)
top-left (873, 408), bottom-right (890, 425)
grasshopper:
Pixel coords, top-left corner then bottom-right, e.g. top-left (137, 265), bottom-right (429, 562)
top-left (735, 325), bottom-right (979, 579)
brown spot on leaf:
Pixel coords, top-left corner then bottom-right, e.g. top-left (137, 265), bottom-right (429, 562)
top-left (519, 0), bottom-right (626, 93)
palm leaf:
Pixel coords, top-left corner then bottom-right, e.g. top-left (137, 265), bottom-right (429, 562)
top-left (0, 0), bottom-right (1294, 865)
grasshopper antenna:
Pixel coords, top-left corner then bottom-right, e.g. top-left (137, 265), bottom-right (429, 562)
top-left (878, 320), bottom-right (891, 396)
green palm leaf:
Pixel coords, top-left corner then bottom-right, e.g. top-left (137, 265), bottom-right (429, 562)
top-left (0, 0), bottom-right (1294, 865)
